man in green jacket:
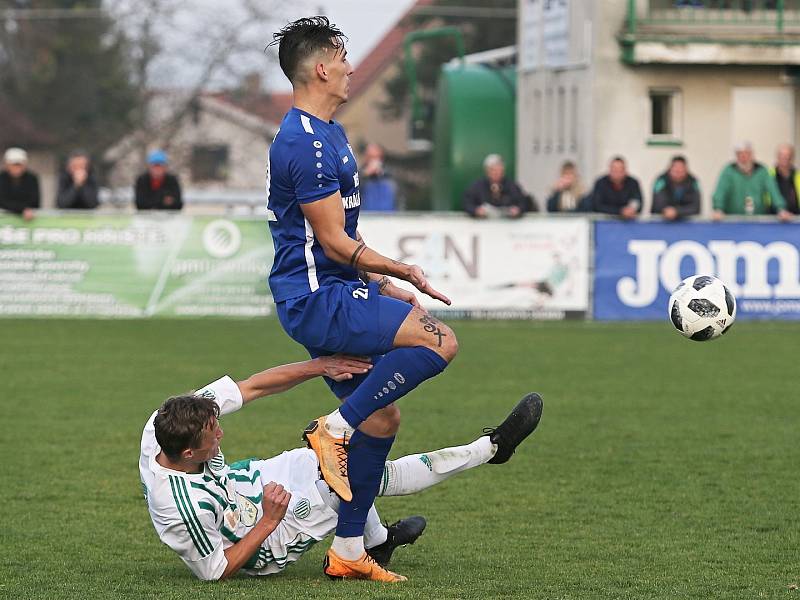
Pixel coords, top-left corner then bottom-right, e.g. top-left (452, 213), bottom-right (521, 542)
top-left (712, 141), bottom-right (793, 222)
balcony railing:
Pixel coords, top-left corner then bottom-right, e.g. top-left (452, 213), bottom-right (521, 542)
top-left (626, 0), bottom-right (800, 34)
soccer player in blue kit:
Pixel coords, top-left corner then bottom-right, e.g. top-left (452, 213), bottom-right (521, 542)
top-left (266, 17), bottom-right (541, 582)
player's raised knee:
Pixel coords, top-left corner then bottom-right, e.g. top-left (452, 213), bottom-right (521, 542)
top-left (439, 323), bottom-right (458, 362)
top-left (424, 318), bottom-right (458, 362)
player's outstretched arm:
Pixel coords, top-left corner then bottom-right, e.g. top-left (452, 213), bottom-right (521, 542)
top-left (300, 193), bottom-right (451, 305)
top-left (220, 482), bottom-right (290, 579)
top-left (236, 355), bottom-right (372, 404)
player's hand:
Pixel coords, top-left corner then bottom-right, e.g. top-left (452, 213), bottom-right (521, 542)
top-left (381, 280), bottom-right (424, 310)
top-left (406, 265), bottom-right (451, 306)
top-left (261, 482), bottom-right (291, 524)
top-left (711, 209), bottom-right (724, 222)
top-left (778, 209), bottom-right (794, 223)
top-left (318, 354), bottom-right (372, 381)
top-left (662, 206), bottom-right (678, 221)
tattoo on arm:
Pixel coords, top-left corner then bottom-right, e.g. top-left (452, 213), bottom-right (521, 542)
top-left (420, 314), bottom-right (447, 347)
top-left (378, 276), bottom-right (391, 293)
top-left (349, 242), bottom-right (367, 267)
top-left (358, 269), bottom-right (370, 284)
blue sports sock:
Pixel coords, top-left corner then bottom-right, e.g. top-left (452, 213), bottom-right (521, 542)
top-left (338, 346), bottom-right (448, 429)
top-left (336, 431), bottom-right (394, 538)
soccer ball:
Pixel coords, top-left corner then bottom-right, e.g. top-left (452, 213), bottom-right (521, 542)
top-left (668, 275), bottom-right (736, 341)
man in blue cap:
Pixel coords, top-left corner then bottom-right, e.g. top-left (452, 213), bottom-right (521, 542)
top-left (135, 149), bottom-right (183, 211)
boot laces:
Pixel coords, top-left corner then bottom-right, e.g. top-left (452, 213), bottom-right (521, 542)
top-left (335, 432), bottom-right (349, 477)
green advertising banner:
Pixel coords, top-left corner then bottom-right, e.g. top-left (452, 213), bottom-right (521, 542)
top-left (0, 215), bottom-right (274, 317)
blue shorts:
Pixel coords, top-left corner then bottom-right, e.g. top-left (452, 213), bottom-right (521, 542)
top-left (275, 280), bottom-right (414, 398)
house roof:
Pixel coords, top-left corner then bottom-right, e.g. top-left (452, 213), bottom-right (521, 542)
top-left (0, 99), bottom-right (55, 148)
top-left (344, 0), bottom-right (434, 106)
top-left (208, 91), bottom-right (294, 128)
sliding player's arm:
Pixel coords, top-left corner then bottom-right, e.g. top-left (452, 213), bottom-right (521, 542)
top-left (300, 193), bottom-right (451, 305)
top-left (236, 356), bottom-right (373, 405)
top-left (220, 483), bottom-right (290, 579)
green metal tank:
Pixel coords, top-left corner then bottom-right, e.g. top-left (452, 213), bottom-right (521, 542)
top-left (431, 63), bottom-right (517, 211)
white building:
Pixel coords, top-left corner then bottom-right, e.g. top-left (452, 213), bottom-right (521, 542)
top-left (105, 90), bottom-right (289, 208)
top-left (517, 0), bottom-right (800, 215)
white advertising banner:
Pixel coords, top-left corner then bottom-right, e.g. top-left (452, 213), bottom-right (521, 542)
top-left (359, 215), bottom-right (590, 319)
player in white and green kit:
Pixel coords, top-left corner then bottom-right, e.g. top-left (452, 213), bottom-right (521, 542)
top-left (139, 356), bottom-right (542, 581)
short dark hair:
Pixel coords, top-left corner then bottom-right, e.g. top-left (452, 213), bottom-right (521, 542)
top-left (670, 154), bottom-right (687, 165)
top-left (610, 155), bottom-right (626, 165)
top-left (154, 395), bottom-right (219, 461)
top-left (270, 16), bottom-right (346, 84)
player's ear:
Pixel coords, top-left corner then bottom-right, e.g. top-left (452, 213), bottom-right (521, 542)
top-left (315, 62), bottom-right (328, 81)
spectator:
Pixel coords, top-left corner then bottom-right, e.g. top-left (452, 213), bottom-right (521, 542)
top-left (135, 150), bottom-right (183, 211)
top-left (463, 154), bottom-right (533, 219)
top-left (546, 160), bottom-right (586, 212)
top-left (359, 143), bottom-right (401, 212)
top-left (769, 143), bottom-right (800, 215)
top-left (0, 147), bottom-right (39, 221)
top-left (712, 141), bottom-right (792, 222)
top-left (589, 156), bottom-right (642, 220)
top-left (651, 155), bottom-right (701, 220)
top-left (56, 150), bottom-right (99, 209)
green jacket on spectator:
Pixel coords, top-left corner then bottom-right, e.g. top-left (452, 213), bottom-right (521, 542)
top-left (712, 162), bottom-right (786, 215)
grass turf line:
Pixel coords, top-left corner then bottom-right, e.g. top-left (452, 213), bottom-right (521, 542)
top-left (1, 319), bottom-right (799, 600)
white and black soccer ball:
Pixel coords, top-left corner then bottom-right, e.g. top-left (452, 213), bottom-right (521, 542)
top-left (668, 275), bottom-right (736, 341)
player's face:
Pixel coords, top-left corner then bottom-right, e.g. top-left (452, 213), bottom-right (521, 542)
top-left (327, 42), bottom-right (353, 102)
top-left (190, 417), bottom-right (224, 463)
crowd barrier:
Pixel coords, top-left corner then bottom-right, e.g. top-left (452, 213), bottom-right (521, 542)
top-left (0, 212), bottom-right (797, 320)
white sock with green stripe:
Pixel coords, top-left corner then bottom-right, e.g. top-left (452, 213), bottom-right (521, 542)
top-left (378, 436), bottom-right (496, 497)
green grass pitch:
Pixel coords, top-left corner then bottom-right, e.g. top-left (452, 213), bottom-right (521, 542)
top-left (2, 318), bottom-right (799, 599)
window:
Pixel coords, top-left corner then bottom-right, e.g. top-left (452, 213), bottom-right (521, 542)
top-left (191, 145), bottom-right (229, 182)
top-left (533, 89), bottom-right (542, 154)
top-left (545, 86), bottom-right (553, 153)
top-left (648, 89), bottom-right (683, 145)
top-left (570, 85), bottom-right (579, 152)
top-left (557, 86), bottom-right (566, 153)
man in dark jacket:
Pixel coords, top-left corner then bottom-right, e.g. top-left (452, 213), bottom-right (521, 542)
top-left (463, 154), bottom-right (533, 219)
top-left (135, 150), bottom-right (183, 211)
top-left (589, 156), bottom-right (642, 219)
top-left (0, 147), bottom-right (39, 221)
top-left (651, 155), bottom-right (701, 220)
top-left (56, 150), bottom-right (99, 209)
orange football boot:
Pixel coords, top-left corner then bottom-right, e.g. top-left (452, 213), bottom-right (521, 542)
top-left (303, 416), bottom-right (352, 502)
top-left (323, 549), bottom-right (407, 582)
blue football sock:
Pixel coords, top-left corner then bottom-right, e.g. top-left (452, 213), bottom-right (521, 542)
top-left (338, 346), bottom-right (448, 429)
top-left (336, 431), bottom-right (394, 538)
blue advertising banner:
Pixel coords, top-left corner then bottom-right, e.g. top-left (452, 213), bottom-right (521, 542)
top-left (594, 222), bottom-right (800, 320)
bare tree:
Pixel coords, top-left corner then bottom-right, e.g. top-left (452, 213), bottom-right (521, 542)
top-left (104, 0), bottom-right (292, 175)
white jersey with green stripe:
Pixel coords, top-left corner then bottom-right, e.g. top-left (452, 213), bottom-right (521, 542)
top-left (139, 375), bottom-right (339, 581)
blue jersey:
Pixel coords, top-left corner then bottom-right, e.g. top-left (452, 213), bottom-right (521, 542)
top-left (266, 107), bottom-right (362, 302)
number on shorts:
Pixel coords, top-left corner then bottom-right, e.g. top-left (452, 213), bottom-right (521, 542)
top-left (352, 287), bottom-right (369, 300)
